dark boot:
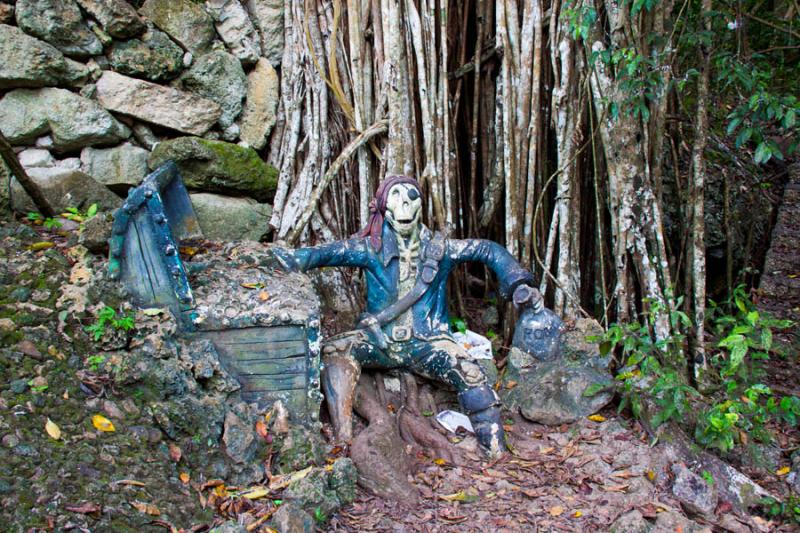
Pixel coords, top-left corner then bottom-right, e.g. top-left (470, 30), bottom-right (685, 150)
top-left (322, 354), bottom-right (361, 442)
top-left (458, 384), bottom-right (507, 457)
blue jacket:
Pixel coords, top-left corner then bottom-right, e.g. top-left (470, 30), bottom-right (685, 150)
top-left (292, 223), bottom-right (534, 339)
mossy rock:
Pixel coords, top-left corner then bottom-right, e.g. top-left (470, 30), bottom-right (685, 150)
top-left (274, 426), bottom-right (325, 474)
top-left (148, 137), bottom-right (278, 202)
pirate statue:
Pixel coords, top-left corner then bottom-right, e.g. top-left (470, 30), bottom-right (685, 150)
top-left (278, 175), bottom-right (543, 456)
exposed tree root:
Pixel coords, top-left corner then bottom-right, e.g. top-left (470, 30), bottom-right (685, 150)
top-left (349, 371), bottom-right (463, 503)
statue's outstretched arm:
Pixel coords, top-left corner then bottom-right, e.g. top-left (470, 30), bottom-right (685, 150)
top-left (284, 238), bottom-right (373, 272)
top-left (449, 239), bottom-right (536, 301)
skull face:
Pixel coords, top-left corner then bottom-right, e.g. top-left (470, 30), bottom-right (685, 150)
top-left (385, 183), bottom-right (422, 237)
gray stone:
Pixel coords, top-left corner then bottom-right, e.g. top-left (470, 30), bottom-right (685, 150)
top-left (10, 168), bottom-right (121, 214)
top-left (0, 88), bottom-right (130, 150)
top-left (10, 379), bottom-right (29, 394)
top-left (178, 50), bottom-right (247, 129)
top-left (95, 71), bottom-right (222, 136)
top-left (15, 0), bottom-right (103, 57)
top-left (75, 0), bottom-right (145, 39)
top-left (81, 143), bottom-right (149, 190)
top-left (18, 149), bottom-right (55, 169)
top-left (139, 0), bottom-right (216, 55)
top-left (270, 504), bottom-right (314, 533)
top-left (284, 469), bottom-right (341, 520)
top-left (330, 458), bottom-right (357, 505)
top-left (245, 0), bottom-right (284, 66)
top-left (78, 212), bottom-right (113, 253)
top-left (239, 58), bottom-right (279, 150)
top-left (650, 511), bottom-right (708, 533)
top-left (149, 137), bottom-right (277, 201)
top-left (108, 27), bottom-right (184, 82)
top-left (221, 124), bottom-right (240, 142)
top-left (276, 426), bottom-right (325, 474)
top-left (131, 123), bottom-right (159, 150)
top-left (609, 510), bottom-right (650, 533)
top-left (671, 463), bottom-right (717, 516)
top-left (208, 522), bottom-right (247, 533)
top-left (561, 317), bottom-right (607, 366)
top-left (0, 24), bottom-right (89, 89)
top-left (10, 287), bottom-right (31, 302)
top-left (221, 409), bottom-right (257, 464)
top-left (481, 306), bottom-right (500, 328)
top-left (502, 347), bottom-right (614, 425)
top-left (205, 0), bottom-right (261, 65)
top-left (190, 193), bottom-right (271, 242)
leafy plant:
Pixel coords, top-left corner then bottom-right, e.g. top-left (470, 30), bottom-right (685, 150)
top-left (86, 354), bottom-right (106, 372)
top-left (759, 495), bottom-right (800, 526)
top-left (85, 306), bottom-right (136, 341)
top-left (27, 212), bottom-right (62, 231)
top-left (62, 204), bottom-right (98, 224)
top-left (449, 316), bottom-right (467, 334)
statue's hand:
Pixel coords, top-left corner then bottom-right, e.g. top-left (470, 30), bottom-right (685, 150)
top-left (512, 284), bottom-right (544, 313)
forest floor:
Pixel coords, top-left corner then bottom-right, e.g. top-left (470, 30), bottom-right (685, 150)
top-left (0, 204), bottom-right (798, 532)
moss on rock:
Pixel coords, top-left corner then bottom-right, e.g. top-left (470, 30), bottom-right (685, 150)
top-left (148, 137), bottom-right (278, 202)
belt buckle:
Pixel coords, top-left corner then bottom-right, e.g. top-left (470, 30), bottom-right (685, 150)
top-left (391, 326), bottom-right (411, 342)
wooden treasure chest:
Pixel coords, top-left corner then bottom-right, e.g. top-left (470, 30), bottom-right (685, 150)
top-left (108, 162), bottom-right (322, 424)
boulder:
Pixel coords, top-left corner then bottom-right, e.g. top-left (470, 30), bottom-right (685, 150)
top-left (561, 318), bottom-right (606, 361)
top-left (95, 71), bottom-right (222, 136)
top-left (221, 409), bottom-right (258, 464)
top-left (245, 0), bottom-right (284, 66)
top-left (189, 193), bottom-right (271, 241)
top-left (10, 167), bottom-right (120, 214)
top-left (270, 504), bottom-right (314, 533)
top-left (502, 348), bottom-right (615, 425)
top-left (18, 148), bottom-right (56, 169)
top-left (284, 469), bottom-right (342, 521)
top-left (81, 143), bottom-right (149, 191)
top-left (0, 24), bottom-right (89, 89)
top-left (609, 510), bottom-right (650, 533)
top-left (205, 0), bottom-right (261, 65)
top-left (75, 0), bottom-right (145, 39)
top-left (15, 0), bottom-right (103, 57)
top-left (139, 0), bottom-right (216, 55)
top-left (149, 137), bottom-right (277, 201)
top-left (239, 58), bottom-right (279, 150)
top-left (108, 27), bottom-right (184, 82)
top-left (78, 212), bottom-right (113, 253)
top-left (0, 88), bottom-right (130, 150)
top-left (177, 50), bottom-right (247, 129)
top-left (671, 463), bottom-right (717, 516)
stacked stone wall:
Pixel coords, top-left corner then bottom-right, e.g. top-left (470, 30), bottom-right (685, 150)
top-left (0, 0), bottom-right (282, 241)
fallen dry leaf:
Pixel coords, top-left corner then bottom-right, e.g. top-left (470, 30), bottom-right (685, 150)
top-left (169, 442), bottom-right (182, 462)
top-left (549, 505), bottom-right (564, 517)
top-left (65, 502), bottom-right (102, 514)
top-left (433, 458), bottom-right (447, 466)
top-left (179, 472), bottom-right (190, 484)
top-left (241, 486), bottom-right (269, 500)
top-left (776, 466), bottom-right (791, 476)
top-left (588, 414), bottom-right (606, 422)
top-left (92, 414), bottom-right (115, 432)
top-left (29, 241), bottom-right (55, 251)
top-left (112, 479), bottom-right (146, 487)
top-left (255, 420), bottom-right (269, 439)
top-left (258, 291), bottom-right (270, 301)
top-left (505, 380), bottom-right (518, 390)
top-left (201, 479), bottom-right (225, 490)
top-left (131, 501), bottom-right (160, 516)
top-left (45, 418), bottom-right (61, 440)
top-left (268, 466), bottom-right (313, 491)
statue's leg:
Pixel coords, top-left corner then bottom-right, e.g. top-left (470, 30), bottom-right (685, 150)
top-left (321, 330), bottom-right (399, 442)
top-left (408, 339), bottom-right (506, 457)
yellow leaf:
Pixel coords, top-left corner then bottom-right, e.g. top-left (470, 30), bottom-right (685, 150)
top-left (549, 505), bottom-right (564, 517)
top-left (45, 418), bottom-right (61, 440)
top-left (241, 282), bottom-right (264, 289)
top-left (131, 501), bottom-right (160, 516)
top-left (646, 470), bottom-right (656, 482)
top-left (92, 414), bottom-right (115, 432)
top-left (440, 491), bottom-right (466, 502)
top-left (777, 466), bottom-right (791, 476)
top-left (213, 484), bottom-right (228, 497)
top-left (268, 466), bottom-right (313, 491)
top-left (29, 241), bottom-right (55, 251)
top-left (588, 414), bottom-right (606, 422)
top-left (141, 308), bottom-right (166, 316)
top-left (258, 291), bottom-right (270, 301)
top-left (505, 380), bottom-right (518, 390)
top-left (433, 458), bottom-right (447, 466)
top-left (241, 487), bottom-right (269, 500)
top-left (179, 472), bottom-right (190, 484)
top-left (573, 510), bottom-right (583, 518)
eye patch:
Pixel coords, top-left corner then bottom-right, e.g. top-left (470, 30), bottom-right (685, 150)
top-left (407, 188), bottom-right (420, 200)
